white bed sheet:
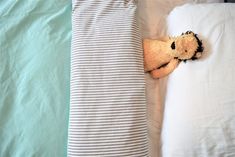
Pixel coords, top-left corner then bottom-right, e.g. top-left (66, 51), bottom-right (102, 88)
top-left (161, 3), bottom-right (235, 157)
top-left (137, 0), bottom-right (225, 157)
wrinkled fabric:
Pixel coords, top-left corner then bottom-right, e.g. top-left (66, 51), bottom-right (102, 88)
top-left (162, 3), bottom-right (235, 157)
top-left (137, 0), bottom-right (224, 157)
top-left (68, 0), bottom-right (148, 156)
top-left (0, 0), bottom-right (71, 156)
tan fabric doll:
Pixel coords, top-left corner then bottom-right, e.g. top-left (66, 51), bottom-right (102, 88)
top-left (144, 31), bottom-right (204, 79)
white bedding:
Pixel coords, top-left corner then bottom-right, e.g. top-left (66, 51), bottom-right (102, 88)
top-left (161, 3), bottom-right (235, 157)
top-left (137, 0), bottom-right (229, 157)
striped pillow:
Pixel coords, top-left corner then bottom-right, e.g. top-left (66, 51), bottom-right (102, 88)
top-left (68, 0), bottom-right (148, 156)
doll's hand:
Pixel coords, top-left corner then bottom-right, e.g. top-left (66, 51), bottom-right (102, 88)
top-left (150, 59), bottom-right (180, 79)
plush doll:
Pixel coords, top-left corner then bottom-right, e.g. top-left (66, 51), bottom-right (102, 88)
top-left (143, 31), bottom-right (204, 79)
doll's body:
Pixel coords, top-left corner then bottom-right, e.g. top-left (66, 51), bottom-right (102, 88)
top-left (144, 39), bottom-right (172, 71)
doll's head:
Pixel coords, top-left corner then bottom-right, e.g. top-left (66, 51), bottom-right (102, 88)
top-left (168, 31), bottom-right (204, 61)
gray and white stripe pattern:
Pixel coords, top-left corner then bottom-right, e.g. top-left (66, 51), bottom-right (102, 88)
top-left (68, 0), bottom-right (148, 156)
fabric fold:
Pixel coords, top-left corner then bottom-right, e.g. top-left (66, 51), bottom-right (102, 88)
top-left (68, 0), bottom-right (148, 156)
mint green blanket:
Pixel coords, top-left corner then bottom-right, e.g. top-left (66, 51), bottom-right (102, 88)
top-left (0, 0), bottom-right (71, 156)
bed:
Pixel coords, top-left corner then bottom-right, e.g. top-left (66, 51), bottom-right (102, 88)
top-left (1, 0), bottom-right (235, 157)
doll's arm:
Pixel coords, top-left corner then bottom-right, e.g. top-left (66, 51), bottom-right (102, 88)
top-left (150, 59), bottom-right (180, 79)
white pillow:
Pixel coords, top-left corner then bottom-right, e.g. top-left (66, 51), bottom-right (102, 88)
top-left (162, 3), bottom-right (235, 157)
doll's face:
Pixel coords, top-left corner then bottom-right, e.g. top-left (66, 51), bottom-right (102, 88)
top-left (170, 33), bottom-right (200, 60)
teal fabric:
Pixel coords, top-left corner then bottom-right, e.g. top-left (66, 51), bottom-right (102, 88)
top-left (0, 0), bottom-right (71, 156)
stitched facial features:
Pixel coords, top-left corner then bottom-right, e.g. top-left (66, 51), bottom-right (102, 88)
top-left (171, 41), bottom-right (175, 49)
top-left (170, 31), bottom-right (203, 61)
